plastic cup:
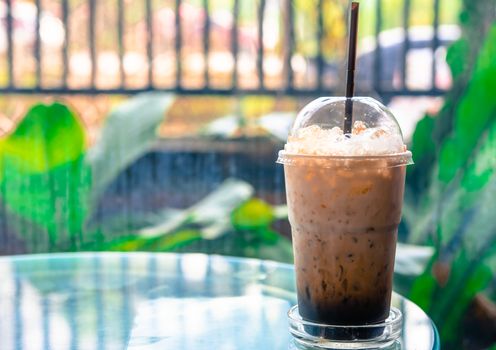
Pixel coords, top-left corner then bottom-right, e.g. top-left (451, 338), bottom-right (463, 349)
top-left (278, 97), bottom-right (412, 347)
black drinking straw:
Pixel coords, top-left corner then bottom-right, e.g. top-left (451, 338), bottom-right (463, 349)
top-left (344, 2), bottom-right (359, 135)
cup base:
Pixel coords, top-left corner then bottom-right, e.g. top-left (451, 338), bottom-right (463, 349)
top-left (288, 305), bottom-right (402, 349)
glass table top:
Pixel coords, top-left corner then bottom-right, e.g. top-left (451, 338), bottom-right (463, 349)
top-left (0, 252), bottom-right (439, 350)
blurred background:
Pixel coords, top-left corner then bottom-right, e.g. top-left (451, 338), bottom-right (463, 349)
top-left (0, 0), bottom-right (494, 348)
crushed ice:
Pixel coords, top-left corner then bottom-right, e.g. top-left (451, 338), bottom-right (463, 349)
top-left (284, 121), bottom-right (406, 156)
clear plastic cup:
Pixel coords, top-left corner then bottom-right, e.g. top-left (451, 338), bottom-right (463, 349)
top-left (278, 97), bottom-right (412, 347)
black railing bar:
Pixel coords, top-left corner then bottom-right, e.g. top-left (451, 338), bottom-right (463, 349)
top-left (6, 0), bottom-right (14, 88)
top-left (401, 0), bottom-right (411, 89)
top-left (89, 0), bottom-right (97, 88)
top-left (0, 86), bottom-right (447, 97)
top-left (175, 0), bottom-right (182, 87)
top-left (146, 0), bottom-right (154, 87)
top-left (62, 0), bottom-right (70, 87)
top-left (257, 0), bottom-right (266, 89)
top-left (379, 88), bottom-right (446, 98)
top-left (203, 0), bottom-right (210, 87)
top-left (35, 0), bottom-right (42, 87)
top-left (373, 0), bottom-right (383, 92)
top-left (117, 0), bottom-right (125, 88)
top-left (285, 0), bottom-right (295, 89)
top-left (316, 0), bottom-right (324, 90)
top-left (231, 0), bottom-right (240, 89)
top-left (431, 0), bottom-right (440, 89)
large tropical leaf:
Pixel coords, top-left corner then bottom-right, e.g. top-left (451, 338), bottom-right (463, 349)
top-left (0, 103), bottom-right (85, 173)
top-left (86, 93), bottom-right (174, 205)
top-left (437, 25), bottom-right (496, 184)
top-left (407, 24), bottom-right (496, 245)
top-left (0, 103), bottom-right (90, 250)
top-left (407, 81), bottom-right (496, 350)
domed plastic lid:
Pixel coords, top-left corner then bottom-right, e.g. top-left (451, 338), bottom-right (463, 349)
top-left (278, 97), bottom-right (413, 165)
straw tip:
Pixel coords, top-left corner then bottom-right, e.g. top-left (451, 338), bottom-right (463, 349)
top-left (352, 2), bottom-right (359, 10)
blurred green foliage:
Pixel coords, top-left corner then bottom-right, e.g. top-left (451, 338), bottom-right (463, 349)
top-left (0, 95), bottom-right (293, 261)
top-left (403, 1), bottom-right (496, 347)
top-left (0, 93), bottom-right (174, 251)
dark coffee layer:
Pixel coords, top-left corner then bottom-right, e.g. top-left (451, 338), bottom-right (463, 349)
top-left (297, 284), bottom-right (391, 325)
top-left (294, 229), bottom-right (396, 325)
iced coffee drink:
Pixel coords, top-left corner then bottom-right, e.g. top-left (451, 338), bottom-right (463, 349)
top-left (278, 97), bottom-right (412, 326)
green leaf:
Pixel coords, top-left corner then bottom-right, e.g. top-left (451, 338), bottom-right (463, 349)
top-left (438, 138), bottom-right (464, 183)
top-left (433, 121), bottom-right (496, 249)
top-left (139, 178), bottom-right (254, 239)
top-left (446, 39), bottom-right (469, 80)
top-left (97, 229), bottom-right (202, 252)
top-left (0, 103), bottom-right (85, 173)
top-left (461, 121), bottom-right (496, 192)
top-left (406, 115), bottom-right (437, 195)
top-left (86, 228), bottom-right (203, 252)
top-left (437, 25), bottom-right (496, 184)
top-left (409, 268), bottom-right (439, 311)
top-left (410, 115), bottom-right (436, 162)
top-left (231, 198), bottom-right (274, 230)
top-left (86, 93), bottom-right (174, 205)
top-left (189, 179), bottom-right (254, 228)
top-left (93, 234), bottom-right (151, 251)
top-left (462, 178), bottom-right (496, 257)
top-left (0, 103), bottom-right (89, 250)
top-left (2, 158), bottom-right (91, 248)
top-left (433, 251), bottom-right (493, 346)
top-left (148, 229), bottom-right (203, 251)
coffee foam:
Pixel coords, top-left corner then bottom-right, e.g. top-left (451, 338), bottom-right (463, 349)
top-left (284, 121), bottom-right (406, 156)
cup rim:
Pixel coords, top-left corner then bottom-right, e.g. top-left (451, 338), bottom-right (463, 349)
top-left (277, 150), bottom-right (413, 168)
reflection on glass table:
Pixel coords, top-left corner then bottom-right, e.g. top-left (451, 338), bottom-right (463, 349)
top-left (0, 253), bottom-right (439, 350)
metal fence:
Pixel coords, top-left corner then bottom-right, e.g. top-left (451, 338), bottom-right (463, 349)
top-left (0, 0), bottom-right (455, 99)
